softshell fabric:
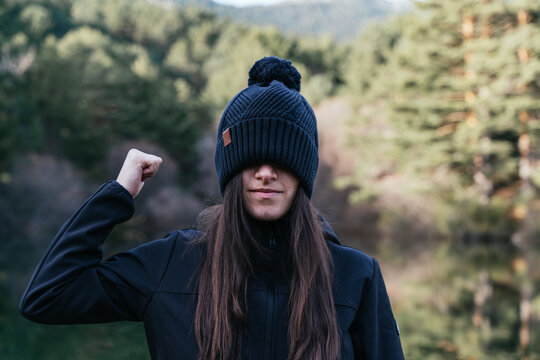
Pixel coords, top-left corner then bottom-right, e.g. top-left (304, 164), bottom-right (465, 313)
top-left (19, 181), bottom-right (404, 359)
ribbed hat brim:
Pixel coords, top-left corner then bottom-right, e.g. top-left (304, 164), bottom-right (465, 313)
top-left (216, 117), bottom-right (318, 198)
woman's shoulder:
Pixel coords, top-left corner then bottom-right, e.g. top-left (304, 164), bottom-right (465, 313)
top-left (129, 229), bottom-right (202, 254)
top-left (173, 229), bottom-right (203, 244)
top-left (320, 217), bottom-right (374, 277)
top-left (327, 241), bottom-right (375, 278)
top-left (169, 229), bottom-right (205, 260)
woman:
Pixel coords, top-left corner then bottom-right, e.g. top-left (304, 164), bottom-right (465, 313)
top-left (20, 57), bottom-right (404, 359)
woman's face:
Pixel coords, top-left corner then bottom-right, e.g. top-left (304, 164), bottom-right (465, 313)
top-left (241, 164), bottom-right (299, 221)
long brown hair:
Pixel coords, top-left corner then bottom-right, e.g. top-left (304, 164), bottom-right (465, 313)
top-left (194, 174), bottom-right (340, 360)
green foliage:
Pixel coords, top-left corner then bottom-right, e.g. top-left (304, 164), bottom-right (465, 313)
top-left (203, 26), bottom-right (344, 111)
top-left (19, 4), bottom-right (53, 37)
top-left (0, 76), bottom-right (42, 171)
top-left (396, 242), bottom-right (523, 360)
top-left (343, 15), bottom-right (405, 101)
top-left (343, 0), bottom-right (540, 232)
top-left (0, 0), bottom-right (221, 182)
top-left (203, 26), bottom-right (293, 108)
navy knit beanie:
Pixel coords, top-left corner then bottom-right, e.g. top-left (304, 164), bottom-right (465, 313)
top-left (214, 56), bottom-right (319, 198)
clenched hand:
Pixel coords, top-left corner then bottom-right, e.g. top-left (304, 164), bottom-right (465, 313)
top-left (116, 149), bottom-right (162, 198)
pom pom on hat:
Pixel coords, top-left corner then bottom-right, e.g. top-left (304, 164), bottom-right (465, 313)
top-left (248, 56), bottom-right (301, 92)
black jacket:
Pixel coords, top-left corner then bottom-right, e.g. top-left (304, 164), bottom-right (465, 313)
top-left (19, 181), bottom-right (404, 359)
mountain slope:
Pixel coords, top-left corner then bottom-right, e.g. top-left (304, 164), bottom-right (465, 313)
top-left (171, 0), bottom-right (408, 41)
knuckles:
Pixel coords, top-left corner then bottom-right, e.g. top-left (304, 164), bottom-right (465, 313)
top-left (127, 149), bottom-right (162, 167)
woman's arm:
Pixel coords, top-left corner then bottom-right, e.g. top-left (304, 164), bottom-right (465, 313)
top-left (19, 181), bottom-right (177, 324)
top-left (351, 258), bottom-right (404, 359)
top-left (19, 149), bottom-right (173, 324)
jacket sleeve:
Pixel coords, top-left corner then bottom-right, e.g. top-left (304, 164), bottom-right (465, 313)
top-left (19, 181), bottom-right (177, 324)
top-left (351, 258), bottom-right (404, 359)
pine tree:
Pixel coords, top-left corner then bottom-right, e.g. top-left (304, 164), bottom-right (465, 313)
top-left (344, 0), bottom-right (540, 357)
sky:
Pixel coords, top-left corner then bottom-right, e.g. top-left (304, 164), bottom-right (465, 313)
top-left (214, 0), bottom-right (408, 7)
top-left (213, 0), bottom-right (287, 6)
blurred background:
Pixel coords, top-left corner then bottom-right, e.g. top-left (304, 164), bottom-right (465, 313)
top-left (1, 0), bottom-right (539, 358)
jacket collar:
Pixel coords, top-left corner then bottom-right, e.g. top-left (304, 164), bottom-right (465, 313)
top-left (319, 215), bottom-right (341, 245)
top-left (247, 213), bottom-right (341, 247)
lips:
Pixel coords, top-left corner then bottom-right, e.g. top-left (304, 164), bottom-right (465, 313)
top-left (249, 188), bottom-right (282, 198)
top-left (250, 188), bottom-right (281, 193)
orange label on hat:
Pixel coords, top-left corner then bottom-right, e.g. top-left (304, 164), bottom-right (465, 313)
top-left (223, 128), bottom-right (231, 147)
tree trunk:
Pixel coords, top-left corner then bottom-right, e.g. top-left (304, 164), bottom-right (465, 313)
top-left (515, 10), bottom-right (533, 358)
top-left (473, 270), bottom-right (492, 336)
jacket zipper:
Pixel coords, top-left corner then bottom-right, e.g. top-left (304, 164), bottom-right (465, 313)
top-left (268, 280), bottom-right (277, 360)
top-left (265, 231), bottom-right (277, 360)
top-left (268, 233), bottom-right (277, 249)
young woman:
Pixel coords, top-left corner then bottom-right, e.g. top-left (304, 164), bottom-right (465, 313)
top-left (20, 57), bottom-right (404, 359)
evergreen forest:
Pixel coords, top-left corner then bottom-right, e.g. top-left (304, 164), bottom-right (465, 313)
top-left (1, 0), bottom-right (539, 359)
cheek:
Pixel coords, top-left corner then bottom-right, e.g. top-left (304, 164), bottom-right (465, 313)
top-left (280, 186), bottom-right (298, 215)
top-left (242, 191), bottom-right (255, 216)
top-left (285, 191), bottom-right (297, 211)
top-left (241, 171), bottom-right (250, 191)
top-left (286, 179), bottom-right (299, 206)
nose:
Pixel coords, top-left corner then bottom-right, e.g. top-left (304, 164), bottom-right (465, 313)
top-left (254, 164), bottom-right (278, 182)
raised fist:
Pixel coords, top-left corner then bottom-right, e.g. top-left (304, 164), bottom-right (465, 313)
top-left (116, 149), bottom-right (162, 198)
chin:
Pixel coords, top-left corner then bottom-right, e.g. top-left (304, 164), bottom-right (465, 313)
top-left (251, 211), bottom-right (282, 222)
